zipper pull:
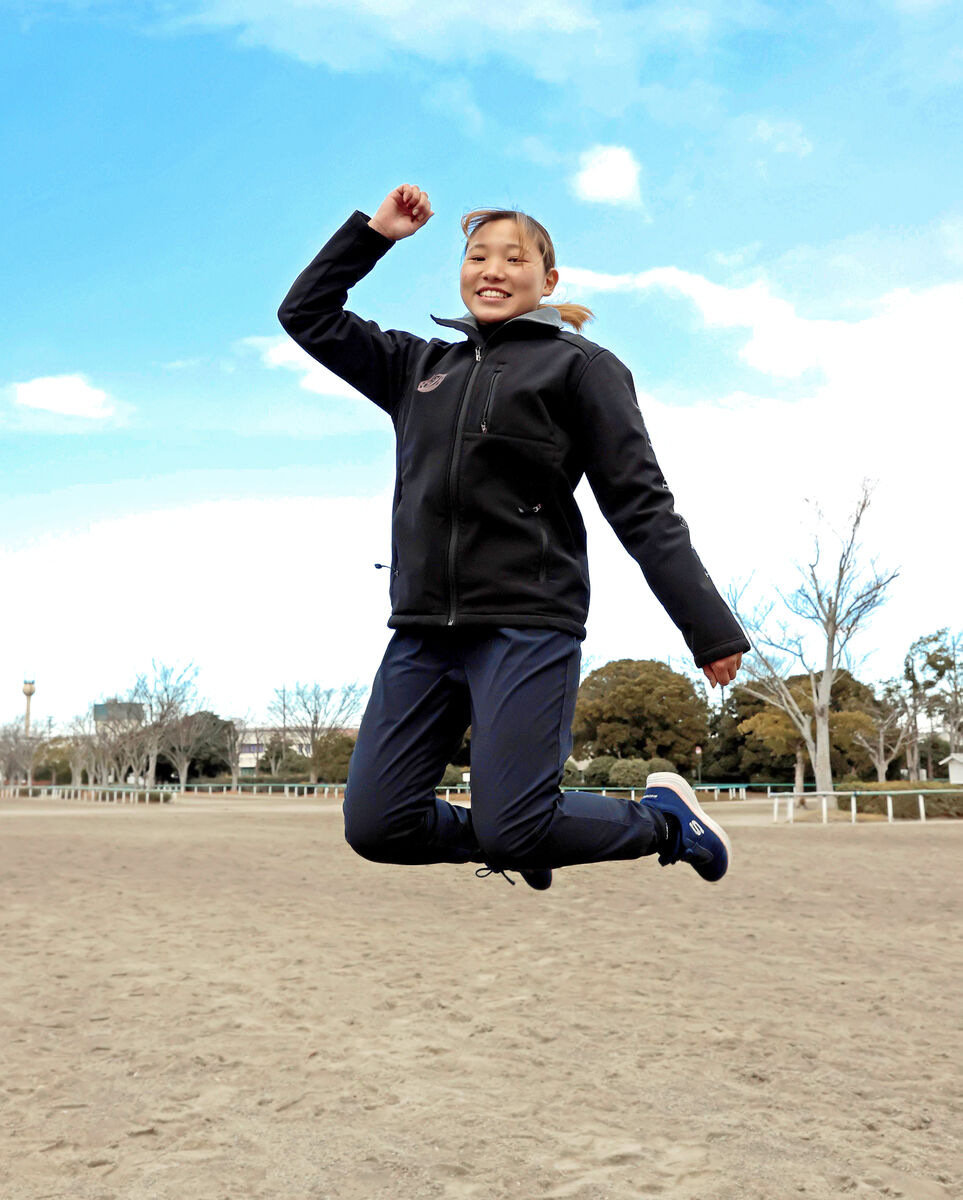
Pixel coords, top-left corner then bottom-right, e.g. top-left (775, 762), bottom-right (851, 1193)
top-left (475, 345), bottom-right (482, 362)
top-left (374, 562), bottom-right (399, 575)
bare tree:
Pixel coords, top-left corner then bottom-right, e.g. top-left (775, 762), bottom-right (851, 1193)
top-left (65, 712), bottom-right (97, 786)
top-left (271, 683), bottom-right (367, 784)
top-left (92, 699), bottom-right (145, 785)
top-left (131, 663), bottom-right (198, 787)
top-left (257, 728), bottom-right (286, 778)
top-left (164, 710), bottom-right (221, 792)
top-left (852, 686), bottom-right (907, 783)
top-left (219, 715), bottom-right (250, 792)
top-left (732, 483), bottom-right (898, 796)
top-left (0, 721), bottom-right (32, 785)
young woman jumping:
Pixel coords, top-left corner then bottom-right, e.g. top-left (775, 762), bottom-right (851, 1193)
top-left (278, 183), bottom-right (749, 891)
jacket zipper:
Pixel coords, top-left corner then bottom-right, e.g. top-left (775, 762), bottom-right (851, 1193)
top-left (480, 369), bottom-right (500, 433)
top-left (446, 343), bottom-right (485, 625)
top-left (536, 510), bottom-right (548, 582)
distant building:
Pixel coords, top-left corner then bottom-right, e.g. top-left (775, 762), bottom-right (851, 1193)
top-left (238, 725), bottom-right (358, 774)
top-left (93, 699), bottom-right (145, 731)
top-left (939, 754), bottom-right (963, 784)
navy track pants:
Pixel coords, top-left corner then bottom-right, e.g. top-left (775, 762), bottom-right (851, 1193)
top-left (343, 627), bottom-right (661, 871)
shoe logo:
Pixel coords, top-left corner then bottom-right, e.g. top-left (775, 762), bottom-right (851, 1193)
top-left (416, 373), bottom-right (447, 392)
top-left (689, 819), bottom-right (704, 836)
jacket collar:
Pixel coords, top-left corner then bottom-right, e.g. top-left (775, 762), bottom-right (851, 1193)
top-left (430, 305), bottom-right (563, 345)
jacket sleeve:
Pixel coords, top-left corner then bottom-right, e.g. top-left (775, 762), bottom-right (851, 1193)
top-left (576, 348), bottom-right (750, 668)
top-left (277, 210), bottom-right (428, 417)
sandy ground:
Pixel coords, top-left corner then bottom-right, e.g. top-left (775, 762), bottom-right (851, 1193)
top-left (1, 796), bottom-right (960, 1200)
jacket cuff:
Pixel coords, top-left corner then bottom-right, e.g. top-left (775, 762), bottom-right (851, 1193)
top-left (351, 210), bottom-right (397, 253)
top-left (693, 635), bottom-right (751, 670)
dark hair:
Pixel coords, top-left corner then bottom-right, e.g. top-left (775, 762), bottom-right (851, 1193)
top-left (461, 208), bottom-right (595, 332)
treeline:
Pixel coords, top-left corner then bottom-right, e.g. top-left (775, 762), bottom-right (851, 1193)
top-left (561, 628), bottom-right (961, 789)
top-left (2, 625), bottom-right (959, 792)
top-left (0, 665), bottom-right (367, 789)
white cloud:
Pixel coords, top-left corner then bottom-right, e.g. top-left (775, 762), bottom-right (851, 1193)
top-left (236, 335), bottom-right (389, 436)
top-left (242, 335), bottom-right (366, 399)
top-left (0, 495), bottom-right (397, 726)
top-left (560, 260), bottom-right (963, 680)
top-left (571, 145), bottom-right (644, 209)
top-left (137, 0), bottom-right (776, 118)
top-left (752, 117), bottom-right (813, 157)
top-left (11, 374), bottom-right (116, 420)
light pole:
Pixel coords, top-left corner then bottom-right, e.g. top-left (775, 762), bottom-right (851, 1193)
top-left (694, 744), bottom-right (702, 784)
top-left (23, 680), bottom-right (36, 737)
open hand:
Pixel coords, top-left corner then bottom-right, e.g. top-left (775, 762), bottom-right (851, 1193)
top-left (368, 183), bottom-right (434, 240)
top-left (703, 653), bottom-right (742, 688)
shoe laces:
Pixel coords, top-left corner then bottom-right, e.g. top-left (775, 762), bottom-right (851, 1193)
top-left (474, 865), bottom-right (517, 886)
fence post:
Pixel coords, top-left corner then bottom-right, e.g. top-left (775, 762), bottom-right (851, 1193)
top-left (821, 794), bottom-right (828, 824)
top-left (851, 794), bottom-right (857, 823)
top-left (772, 794), bottom-right (779, 823)
top-left (787, 795), bottom-right (794, 824)
top-left (918, 793), bottom-right (926, 822)
top-left (886, 793), bottom-right (893, 823)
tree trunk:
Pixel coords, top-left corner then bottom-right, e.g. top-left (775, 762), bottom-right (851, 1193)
top-left (906, 733), bottom-right (920, 781)
top-left (811, 664), bottom-right (835, 798)
top-left (147, 749), bottom-right (158, 789)
top-left (794, 745), bottom-right (806, 796)
top-left (231, 767), bottom-right (239, 792)
top-left (175, 755), bottom-right (190, 791)
top-left (875, 729), bottom-right (887, 782)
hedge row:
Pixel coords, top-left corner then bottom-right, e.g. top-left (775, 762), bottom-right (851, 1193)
top-left (848, 792), bottom-right (963, 819)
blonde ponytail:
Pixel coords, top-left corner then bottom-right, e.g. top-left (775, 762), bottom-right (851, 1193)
top-left (461, 208), bottom-right (596, 333)
top-left (538, 302), bottom-right (595, 333)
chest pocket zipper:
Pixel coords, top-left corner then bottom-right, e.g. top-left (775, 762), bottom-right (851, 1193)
top-left (516, 503), bottom-right (548, 583)
top-left (480, 370), bottom-right (501, 433)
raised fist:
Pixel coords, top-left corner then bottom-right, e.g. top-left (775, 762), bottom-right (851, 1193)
top-left (368, 183), bottom-right (434, 240)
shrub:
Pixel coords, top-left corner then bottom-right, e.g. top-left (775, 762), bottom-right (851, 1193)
top-left (647, 756), bottom-right (676, 775)
top-left (583, 755), bottom-right (617, 787)
top-left (845, 787), bottom-right (963, 820)
top-left (440, 764), bottom-right (467, 788)
top-left (608, 758), bottom-right (650, 787)
top-left (562, 760), bottom-right (583, 787)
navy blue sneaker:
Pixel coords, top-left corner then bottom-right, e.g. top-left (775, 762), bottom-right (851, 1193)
top-left (475, 865), bottom-right (553, 890)
top-left (642, 772), bottom-right (731, 883)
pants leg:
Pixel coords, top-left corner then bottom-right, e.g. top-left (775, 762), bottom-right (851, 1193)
top-left (343, 630), bottom-right (480, 865)
top-left (465, 627), bottom-right (661, 870)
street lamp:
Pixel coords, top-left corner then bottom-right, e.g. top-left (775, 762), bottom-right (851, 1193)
top-left (694, 744), bottom-right (702, 784)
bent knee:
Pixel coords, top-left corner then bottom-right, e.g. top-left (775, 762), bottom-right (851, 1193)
top-left (342, 790), bottom-right (389, 861)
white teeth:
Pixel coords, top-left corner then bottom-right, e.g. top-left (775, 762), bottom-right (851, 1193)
top-left (479, 290), bottom-right (509, 298)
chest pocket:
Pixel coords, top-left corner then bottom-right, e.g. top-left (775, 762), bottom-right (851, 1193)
top-left (476, 366), bottom-right (556, 444)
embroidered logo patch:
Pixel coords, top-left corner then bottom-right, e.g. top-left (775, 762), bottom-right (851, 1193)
top-left (416, 373), bottom-right (447, 392)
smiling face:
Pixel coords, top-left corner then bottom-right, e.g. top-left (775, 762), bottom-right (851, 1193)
top-left (459, 218), bottom-right (559, 324)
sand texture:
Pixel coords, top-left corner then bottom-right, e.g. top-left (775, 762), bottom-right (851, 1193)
top-left (1, 796), bottom-right (960, 1199)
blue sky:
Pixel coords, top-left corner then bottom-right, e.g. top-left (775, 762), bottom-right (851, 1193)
top-left (2, 0), bottom-right (962, 726)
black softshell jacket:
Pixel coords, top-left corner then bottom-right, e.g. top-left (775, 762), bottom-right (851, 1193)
top-left (278, 211), bottom-right (750, 668)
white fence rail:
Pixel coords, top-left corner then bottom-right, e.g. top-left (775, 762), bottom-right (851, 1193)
top-left (767, 788), bottom-right (961, 824)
